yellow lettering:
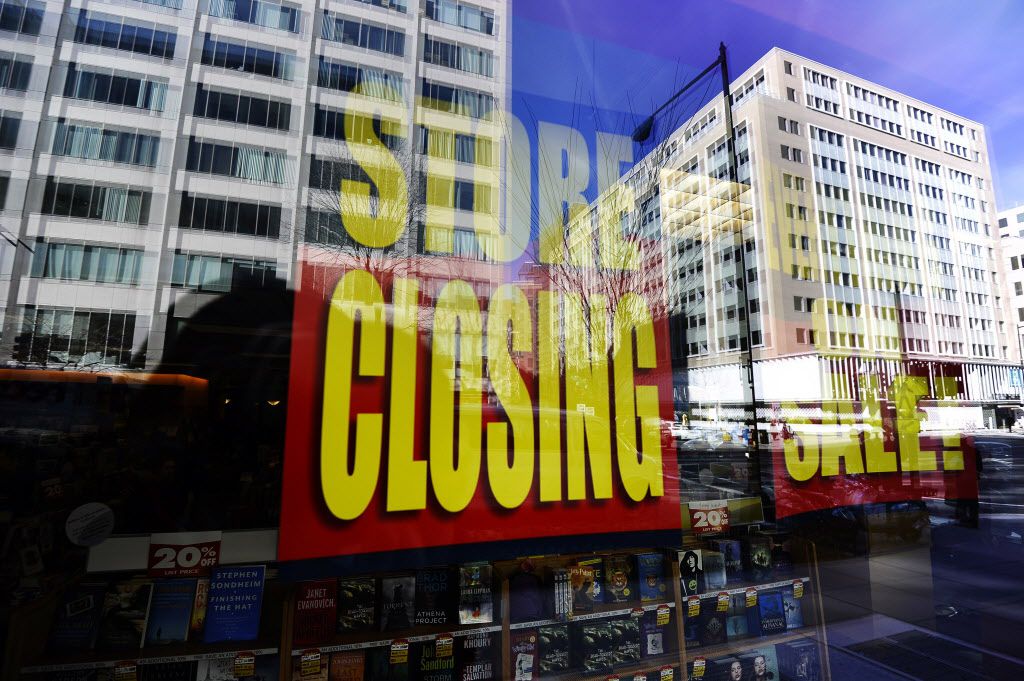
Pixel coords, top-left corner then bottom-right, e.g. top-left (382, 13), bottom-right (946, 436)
top-left (537, 291), bottom-right (562, 501)
top-left (386, 278), bottom-right (427, 511)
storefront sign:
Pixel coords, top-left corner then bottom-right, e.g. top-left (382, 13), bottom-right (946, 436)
top-left (687, 500), bottom-right (729, 535)
top-left (148, 531), bottom-right (221, 578)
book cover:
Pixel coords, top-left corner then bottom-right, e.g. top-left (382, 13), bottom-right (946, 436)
top-left (203, 565), bottom-right (265, 643)
top-left (726, 615), bottom-right (748, 639)
top-left (96, 578), bottom-right (153, 650)
top-left (568, 564), bottom-right (595, 613)
top-left (537, 624), bottom-right (569, 675)
top-left (577, 557), bottom-right (603, 603)
top-left (776, 638), bottom-right (822, 681)
top-left (381, 575), bottom-right (416, 631)
top-left (456, 631), bottom-right (495, 681)
top-left (458, 563), bottom-right (493, 625)
top-left (744, 537), bottom-right (773, 582)
top-left (609, 616), bottom-right (641, 666)
top-left (413, 639), bottom-right (455, 681)
top-left (293, 579), bottom-right (338, 647)
top-left (603, 555), bottom-right (634, 602)
top-left (635, 552), bottom-right (667, 603)
top-left (145, 578), bottom-right (197, 646)
top-left (698, 606), bottom-right (727, 646)
top-left (708, 656), bottom-right (744, 681)
top-left (640, 609), bottom-right (671, 658)
top-left (738, 647), bottom-right (778, 681)
top-left (713, 540), bottom-right (744, 584)
top-left (757, 590), bottom-right (787, 636)
top-left (700, 551), bottom-right (727, 593)
top-left (574, 620), bottom-right (616, 672)
top-left (189, 578), bottom-right (209, 640)
top-left (414, 568), bottom-right (453, 626)
top-left (549, 568), bottom-right (570, 621)
top-left (508, 567), bottom-right (544, 623)
top-left (139, 661), bottom-right (196, 681)
top-left (782, 585), bottom-right (804, 630)
top-left (677, 550), bottom-right (703, 597)
top-left (48, 582), bottom-right (106, 652)
top-left (681, 604), bottom-right (700, 651)
top-left (509, 630), bottom-right (537, 681)
top-left (329, 651), bottom-right (365, 681)
top-left (337, 578), bottom-right (376, 632)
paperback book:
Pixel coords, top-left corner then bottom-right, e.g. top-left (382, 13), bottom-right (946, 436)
top-left (336, 578), bottom-right (376, 632)
top-left (189, 578), bottom-right (209, 640)
top-left (782, 584), bottom-right (804, 630)
top-left (713, 540), bottom-right (744, 584)
top-left (293, 579), bottom-right (337, 647)
top-left (537, 624), bottom-right (569, 675)
top-left (412, 638), bottom-right (455, 681)
top-left (414, 568), bottom-right (454, 626)
top-left (456, 631), bottom-right (496, 681)
top-left (95, 578), bottom-right (153, 650)
top-left (701, 551), bottom-right (727, 592)
top-left (203, 565), bottom-right (265, 643)
top-left (145, 578), bottom-right (196, 646)
top-left (568, 564), bottom-right (595, 613)
top-left (744, 537), bottom-right (774, 582)
top-left (509, 629), bottom-right (537, 681)
top-left (577, 557), bottom-right (603, 603)
top-left (698, 605), bottom-right (727, 646)
top-left (49, 582), bottom-right (106, 652)
top-left (603, 555), bottom-right (634, 602)
top-left (380, 575), bottom-right (416, 631)
top-left (457, 563), bottom-right (493, 625)
top-left (757, 590), bottom-right (787, 636)
top-left (677, 550), bottom-right (703, 597)
top-left (636, 552), bottom-right (667, 602)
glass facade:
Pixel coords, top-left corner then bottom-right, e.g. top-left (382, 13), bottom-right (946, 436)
top-left (1, 3), bottom-right (1023, 681)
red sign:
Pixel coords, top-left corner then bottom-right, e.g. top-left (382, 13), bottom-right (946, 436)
top-left (687, 500), bottom-right (729, 535)
top-left (279, 255), bottom-right (679, 560)
top-left (147, 531), bottom-right (221, 577)
top-left (771, 395), bottom-right (978, 518)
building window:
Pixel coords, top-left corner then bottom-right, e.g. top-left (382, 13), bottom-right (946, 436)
top-left (422, 37), bottom-right (494, 78)
top-left (15, 306), bottom-right (140, 366)
top-left (421, 79), bottom-right (494, 119)
top-left (171, 252), bottom-right (280, 293)
top-left (321, 12), bottom-right (406, 56)
top-left (0, 112), bottom-right (19, 149)
top-left (425, 0), bottom-right (495, 35)
top-left (73, 10), bottom-right (178, 59)
top-left (784, 60), bottom-right (793, 75)
top-left (30, 241), bottom-right (143, 285)
top-left (1013, 256), bottom-right (1020, 270)
top-left (185, 138), bottom-right (289, 184)
top-left (0, 53), bottom-right (31, 91)
top-left (193, 84), bottom-right (293, 131)
top-left (312, 105), bottom-right (404, 149)
top-left (50, 120), bottom-right (160, 167)
top-left (317, 56), bottom-right (403, 100)
top-left (0, 0), bottom-right (43, 36)
top-left (208, 0), bottom-right (299, 33)
top-left (179, 192), bottom-right (281, 239)
top-left (40, 177), bottom-right (152, 225)
top-left (63, 63), bottom-right (168, 112)
top-left (200, 34), bottom-right (296, 81)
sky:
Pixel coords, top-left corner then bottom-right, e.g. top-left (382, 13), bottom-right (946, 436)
top-left (510, 0), bottom-right (1024, 209)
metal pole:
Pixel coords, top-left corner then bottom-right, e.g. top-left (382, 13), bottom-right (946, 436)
top-left (718, 42), bottom-right (761, 449)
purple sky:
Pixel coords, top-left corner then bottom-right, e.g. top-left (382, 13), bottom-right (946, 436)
top-left (511, 0), bottom-right (1024, 208)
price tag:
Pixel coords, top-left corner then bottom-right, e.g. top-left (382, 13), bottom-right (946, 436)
top-left (148, 531), bottom-right (222, 577)
top-left (745, 588), bottom-right (757, 608)
top-left (687, 500), bottom-right (730, 535)
top-left (633, 674), bottom-right (647, 681)
top-left (692, 657), bottom-right (706, 678)
top-left (299, 650), bottom-right (321, 678)
top-left (233, 652), bottom-right (255, 678)
top-left (659, 666), bottom-right (674, 681)
top-left (793, 580), bottom-right (804, 599)
top-left (114, 661), bottom-right (137, 681)
top-left (687, 596), bottom-right (700, 617)
top-left (630, 607), bottom-right (644, 619)
top-left (716, 592), bottom-right (729, 612)
top-left (656, 604), bottom-right (671, 626)
top-left (390, 639), bottom-right (409, 664)
top-left (435, 633), bottom-right (453, 658)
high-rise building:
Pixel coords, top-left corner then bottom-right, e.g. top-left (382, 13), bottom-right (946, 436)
top-left (635, 47), bottom-right (1016, 408)
top-left (0, 0), bottom-right (508, 369)
top-left (998, 204), bottom-right (1024, 391)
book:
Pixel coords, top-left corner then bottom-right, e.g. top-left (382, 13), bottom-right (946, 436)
top-left (413, 638), bottom-right (455, 681)
top-left (294, 579), bottom-right (338, 647)
top-left (329, 651), bottom-right (365, 681)
top-left (738, 647), bottom-right (778, 681)
top-left (549, 568), bottom-right (571, 621)
top-left (337, 578), bottom-right (376, 632)
top-left (195, 658), bottom-right (234, 681)
top-left (508, 566), bottom-right (544, 623)
top-left (189, 578), bottom-right (209, 640)
top-left (577, 557), bottom-right (603, 603)
top-left (708, 656), bottom-right (744, 681)
top-left (782, 585), bottom-right (804, 630)
top-left (48, 582), bottom-right (106, 652)
top-left (726, 614), bottom-right (748, 639)
top-left (677, 550), bottom-right (703, 596)
top-left (139, 661), bottom-right (196, 681)
top-left (757, 590), bottom-right (787, 636)
top-left (713, 540), bottom-right (744, 584)
top-left (575, 617), bottom-right (640, 672)
top-left (701, 551), bottom-right (727, 592)
top-left (458, 563), bottom-right (493, 625)
top-left (682, 603), bottom-right (700, 651)
top-left (414, 568), bottom-right (453, 626)
top-left (744, 537), bottom-right (773, 582)
top-left (635, 552), bottom-right (667, 602)
top-left (509, 630), bottom-right (537, 681)
top-left (537, 624), bottom-right (569, 675)
top-left (603, 554), bottom-right (634, 602)
top-left (145, 578), bottom-right (197, 646)
top-left (95, 578), bottom-right (153, 650)
top-left (381, 575), bottom-right (416, 631)
top-left (698, 605), bottom-right (727, 646)
top-left (456, 631), bottom-right (496, 681)
top-left (640, 609), bottom-right (671, 658)
top-left (776, 638), bottom-right (822, 681)
top-left (203, 565), bottom-right (265, 643)
top-left (568, 564), bottom-right (595, 613)
top-left (610, 616), bottom-right (641, 666)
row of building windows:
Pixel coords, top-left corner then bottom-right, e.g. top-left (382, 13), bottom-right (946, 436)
top-left (193, 84), bottom-right (292, 131)
top-left (425, 0), bottom-right (495, 35)
top-left (184, 138), bottom-right (289, 184)
top-left (30, 240), bottom-right (143, 285)
top-left (179, 192), bottom-right (282, 238)
top-left (846, 83), bottom-right (899, 111)
top-left (914, 158), bottom-right (941, 176)
top-left (812, 153), bottom-right (847, 174)
top-left (910, 129), bottom-right (936, 148)
top-left (316, 56), bottom-right (403, 100)
top-left (41, 177), bottom-right (152, 225)
top-left (15, 307), bottom-right (138, 367)
top-left (849, 107), bottom-right (903, 136)
top-left (200, 34), bottom-right (296, 81)
top-left (73, 11), bottom-right (177, 60)
top-left (852, 139), bottom-right (907, 165)
top-left (208, 0), bottom-right (300, 33)
top-left (63, 63), bottom-right (169, 112)
top-left (0, 0), bottom-right (43, 36)
top-left (855, 166), bottom-right (910, 190)
top-left (0, 52), bottom-right (30, 91)
top-left (321, 12), bottom-right (406, 57)
top-left (170, 252), bottom-right (281, 292)
top-left (809, 125), bottom-right (844, 147)
top-left (312, 105), bottom-right (404, 149)
top-left (415, 126), bottom-right (494, 165)
top-left (50, 120), bottom-right (160, 167)
top-left (422, 36), bottom-right (494, 78)
top-left (421, 78), bottom-right (494, 119)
